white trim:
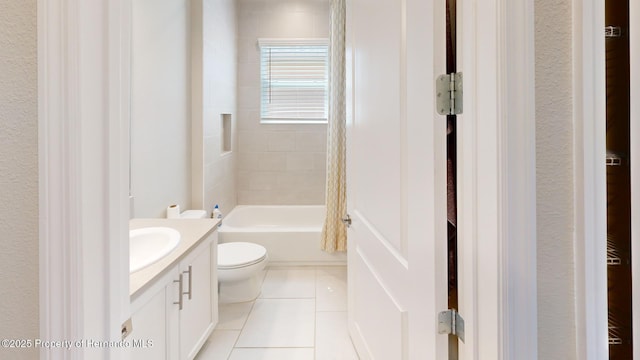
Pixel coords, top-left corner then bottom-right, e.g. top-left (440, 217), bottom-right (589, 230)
top-left (260, 119), bottom-right (328, 125)
top-left (257, 38), bottom-right (329, 47)
top-left (38, 1), bottom-right (84, 356)
top-left (572, 0), bottom-right (609, 359)
top-left (499, 0), bottom-right (538, 357)
top-left (107, 0), bottom-right (133, 353)
top-left (457, 0), bottom-right (537, 358)
top-left (39, 0), bottom-right (131, 358)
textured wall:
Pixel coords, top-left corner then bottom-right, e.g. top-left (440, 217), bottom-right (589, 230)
top-left (131, 0), bottom-right (192, 218)
top-left (202, 0), bottom-right (238, 215)
top-left (0, 0), bottom-right (39, 359)
top-left (535, 0), bottom-right (576, 358)
top-left (236, 0), bottom-right (329, 205)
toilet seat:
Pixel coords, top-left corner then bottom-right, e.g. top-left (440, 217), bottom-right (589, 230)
top-left (218, 242), bottom-right (267, 270)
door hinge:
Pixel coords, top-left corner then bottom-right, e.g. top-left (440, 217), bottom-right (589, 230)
top-left (436, 72), bottom-right (463, 115)
top-left (605, 26), bottom-right (622, 38)
top-left (438, 309), bottom-right (465, 342)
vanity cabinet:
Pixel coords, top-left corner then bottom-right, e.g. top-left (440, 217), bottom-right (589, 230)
top-left (129, 230), bottom-right (218, 360)
top-left (130, 266), bottom-right (179, 360)
top-left (178, 231), bottom-right (216, 360)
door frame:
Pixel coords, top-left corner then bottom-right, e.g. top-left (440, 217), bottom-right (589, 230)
top-left (39, 0), bottom-right (539, 359)
top-left (456, 0), bottom-right (537, 358)
top-left (632, 1), bottom-right (640, 358)
top-left (38, 0), bottom-right (131, 358)
top-left (572, 0), bottom-right (610, 359)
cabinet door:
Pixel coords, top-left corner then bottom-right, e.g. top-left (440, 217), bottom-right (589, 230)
top-left (130, 287), bottom-right (168, 360)
top-left (179, 235), bottom-right (215, 360)
top-left (167, 271), bottom-right (181, 360)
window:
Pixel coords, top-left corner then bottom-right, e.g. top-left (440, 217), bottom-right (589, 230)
top-left (259, 38), bottom-right (329, 124)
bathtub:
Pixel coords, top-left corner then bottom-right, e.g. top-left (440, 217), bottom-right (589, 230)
top-left (218, 205), bottom-right (347, 266)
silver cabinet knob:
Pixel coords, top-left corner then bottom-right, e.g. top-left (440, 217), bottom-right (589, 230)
top-left (342, 214), bottom-right (352, 227)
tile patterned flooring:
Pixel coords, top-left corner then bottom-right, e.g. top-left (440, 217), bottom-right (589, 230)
top-left (195, 266), bottom-right (359, 360)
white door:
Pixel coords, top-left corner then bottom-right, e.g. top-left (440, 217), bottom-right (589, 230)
top-left (345, 0), bottom-right (449, 358)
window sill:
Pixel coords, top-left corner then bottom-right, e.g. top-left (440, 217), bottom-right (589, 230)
top-left (260, 119), bottom-right (328, 125)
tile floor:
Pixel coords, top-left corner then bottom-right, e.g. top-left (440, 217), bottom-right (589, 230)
top-left (195, 266), bottom-right (359, 360)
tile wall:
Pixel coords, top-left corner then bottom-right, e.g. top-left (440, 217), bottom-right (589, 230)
top-left (236, 0), bottom-right (330, 205)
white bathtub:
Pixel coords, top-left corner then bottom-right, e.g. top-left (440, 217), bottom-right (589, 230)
top-left (218, 205), bottom-right (347, 266)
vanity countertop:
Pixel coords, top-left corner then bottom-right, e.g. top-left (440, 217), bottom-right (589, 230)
top-left (129, 218), bottom-right (220, 299)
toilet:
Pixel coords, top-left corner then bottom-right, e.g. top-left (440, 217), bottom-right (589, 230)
top-left (179, 210), bottom-right (269, 303)
top-left (217, 242), bottom-right (268, 303)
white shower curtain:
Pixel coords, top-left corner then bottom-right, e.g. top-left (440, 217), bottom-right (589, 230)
top-left (321, 0), bottom-right (347, 253)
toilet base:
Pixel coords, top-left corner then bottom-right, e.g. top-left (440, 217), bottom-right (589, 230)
top-left (218, 274), bottom-right (263, 303)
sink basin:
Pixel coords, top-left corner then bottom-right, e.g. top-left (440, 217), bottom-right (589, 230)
top-left (130, 227), bottom-right (181, 273)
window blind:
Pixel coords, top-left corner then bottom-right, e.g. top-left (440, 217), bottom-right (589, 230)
top-left (259, 39), bottom-right (329, 124)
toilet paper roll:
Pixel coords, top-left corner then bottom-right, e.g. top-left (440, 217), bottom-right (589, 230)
top-left (167, 204), bottom-right (180, 219)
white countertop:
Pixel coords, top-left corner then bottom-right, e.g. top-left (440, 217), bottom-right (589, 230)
top-left (129, 218), bottom-right (220, 299)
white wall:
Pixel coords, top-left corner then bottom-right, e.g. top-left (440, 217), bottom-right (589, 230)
top-left (132, 0), bottom-right (193, 218)
top-left (535, 0), bottom-right (577, 357)
top-left (236, 0), bottom-right (330, 205)
top-left (0, 0), bottom-right (39, 359)
top-left (201, 0), bottom-right (238, 215)
top-left (0, 1), bottom-right (586, 358)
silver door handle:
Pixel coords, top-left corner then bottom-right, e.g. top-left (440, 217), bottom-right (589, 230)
top-left (173, 273), bottom-right (184, 310)
top-left (342, 214), bottom-right (352, 227)
top-left (183, 265), bottom-right (192, 300)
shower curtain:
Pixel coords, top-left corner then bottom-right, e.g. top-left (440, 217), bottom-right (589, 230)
top-left (320, 0), bottom-right (347, 252)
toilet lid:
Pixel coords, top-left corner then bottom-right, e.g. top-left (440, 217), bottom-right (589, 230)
top-left (218, 242), bottom-right (267, 269)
